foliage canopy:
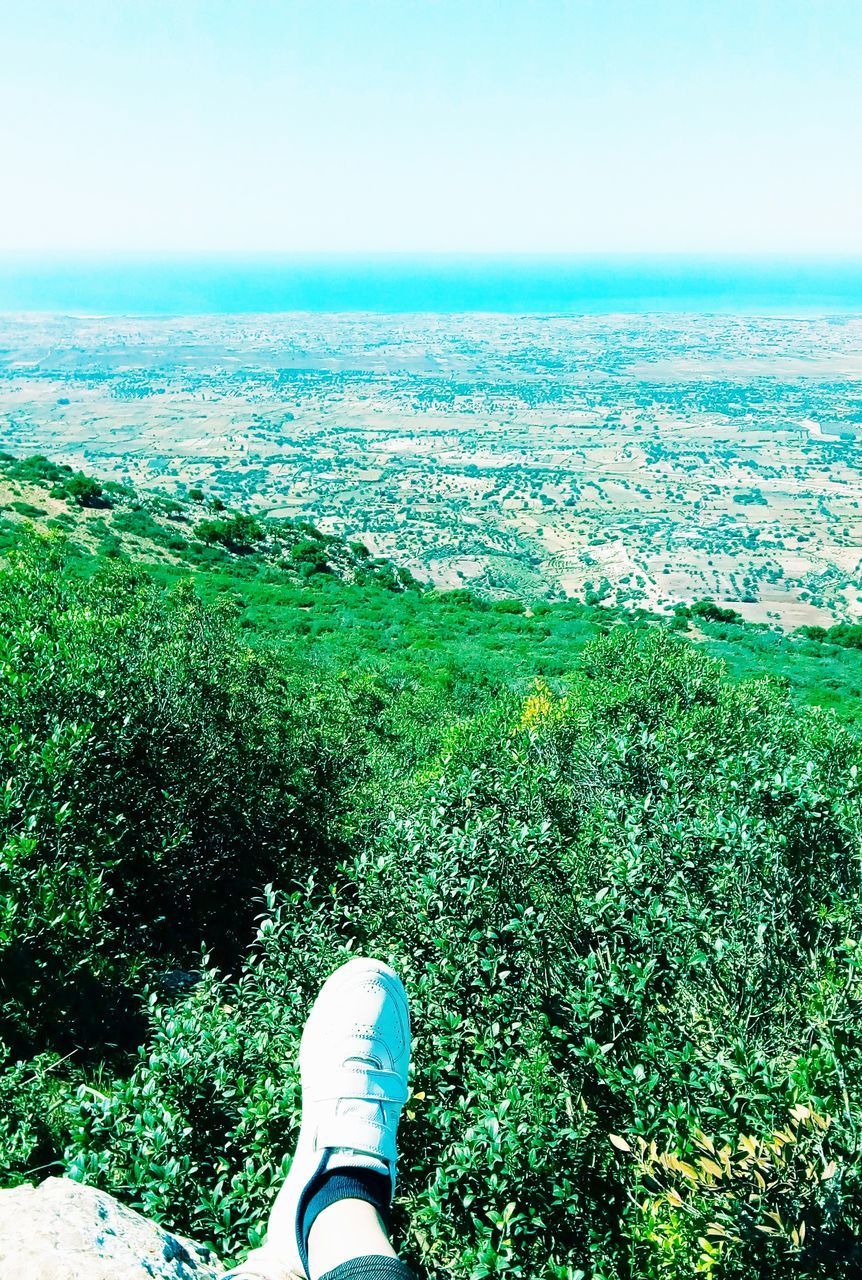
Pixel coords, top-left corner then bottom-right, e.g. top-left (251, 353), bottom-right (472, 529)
top-left (1, 491), bottom-right (862, 1278)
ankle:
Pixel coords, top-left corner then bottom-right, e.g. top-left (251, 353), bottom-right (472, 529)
top-left (307, 1198), bottom-right (396, 1280)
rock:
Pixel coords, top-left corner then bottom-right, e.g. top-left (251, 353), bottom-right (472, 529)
top-left (0, 1177), bottom-right (223, 1280)
top-left (157, 969), bottom-right (203, 997)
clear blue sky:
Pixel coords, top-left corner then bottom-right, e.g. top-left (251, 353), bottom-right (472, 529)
top-left (1, 0), bottom-right (860, 254)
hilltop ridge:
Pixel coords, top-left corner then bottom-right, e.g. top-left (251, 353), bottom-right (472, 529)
top-left (0, 451), bottom-right (416, 592)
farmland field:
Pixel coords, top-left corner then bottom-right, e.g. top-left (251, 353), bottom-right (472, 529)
top-left (2, 311), bottom-right (861, 624)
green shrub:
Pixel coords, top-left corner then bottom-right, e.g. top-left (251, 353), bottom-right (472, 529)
top-left (62, 474), bottom-right (106, 508)
top-left (195, 514), bottom-right (266, 552)
top-left (827, 624), bottom-right (862, 651)
top-left (291, 538), bottom-right (331, 575)
top-left (0, 1050), bottom-right (79, 1185)
top-left (38, 631), bottom-right (862, 1278)
top-left (692, 598), bottom-right (743, 625)
top-left (97, 534), bottom-right (126, 560)
top-left (0, 452), bottom-right (110, 508)
top-left (0, 537), bottom-right (355, 1056)
top-left (9, 500), bottom-right (46, 517)
top-left (112, 507), bottom-right (167, 541)
top-left (3, 454), bottom-right (72, 487)
top-left (102, 479), bottom-right (137, 499)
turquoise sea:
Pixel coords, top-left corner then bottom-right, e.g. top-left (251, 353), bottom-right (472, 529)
top-left (0, 255), bottom-right (860, 316)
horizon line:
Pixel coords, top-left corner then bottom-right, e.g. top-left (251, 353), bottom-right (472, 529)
top-left (2, 250), bottom-right (862, 263)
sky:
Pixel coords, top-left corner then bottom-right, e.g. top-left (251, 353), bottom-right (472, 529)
top-left (1, 0), bottom-right (860, 255)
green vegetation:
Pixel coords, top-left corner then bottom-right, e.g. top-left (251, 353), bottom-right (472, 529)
top-left (2, 453), bottom-right (107, 508)
top-left (4, 313), bottom-right (862, 619)
top-left (689, 599), bottom-right (743, 625)
top-left (1, 456), bottom-right (862, 1278)
top-left (9, 499), bottom-right (47, 517)
top-left (798, 623), bottom-right (862, 651)
top-left (195, 512), bottom-right (266, 552)
top-left (733, 488), bottom-right (768, 507)
top-left (0, 545), bottom-right (356, 1057)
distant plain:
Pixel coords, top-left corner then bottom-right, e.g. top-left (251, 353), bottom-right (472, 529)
top-left (1, 310), bottom-right (860, 625)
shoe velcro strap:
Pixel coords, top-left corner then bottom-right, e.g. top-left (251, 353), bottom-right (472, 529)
top-left (316, 1115), bottom-right (399, 1166)
top-left (312, 1066), bottom-right (408, 1106)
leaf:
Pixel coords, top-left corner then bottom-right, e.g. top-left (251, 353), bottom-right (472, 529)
top-left (609, 1134), bottom-right (631, 1153)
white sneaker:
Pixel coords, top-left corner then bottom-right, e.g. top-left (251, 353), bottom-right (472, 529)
top-left (226, 957), bottom-right (411, 1280)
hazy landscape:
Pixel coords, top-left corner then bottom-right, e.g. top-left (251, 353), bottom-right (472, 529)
top-left (2, 310), bottom-right (860, 626)
top-left (4, 1), bottom-right (862, 1274)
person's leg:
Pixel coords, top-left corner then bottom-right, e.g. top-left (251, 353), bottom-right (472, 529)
top-left (224, 956), bottom-right (417, 1280)
top-left (314, 1255), bottom-right (416, 1280)
top-left (308, 1199), bottom-right (395, 1276)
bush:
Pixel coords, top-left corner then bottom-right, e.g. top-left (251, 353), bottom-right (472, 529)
top-left (827, 624), bottom-right (862, 651)
top-left (0, 537), bottom-right (355, 1056)
top-left (692, 598), bottom-right (743, 624)
top-left (3, 478), bottom-right (862, 1278)
top-left (62, 473), bottom-right (107, 508)
top-left (796, 624), bottom-right (862, 652)
top-left (195, 514), bottom-right (266, 552)
top-left (0, 1051), bottom-right (78, 1185)
top-left (97, 534), bottom-right (126, 560)
top-left (30, 630), bottom-right (862, 1279)
top-left (291, 538), bottom-right (331, 575)
top-left (3, 454), bottom-right (72, 487)
top-left (0, 452), bottom-right (109, 508)
top-left (9, 500), bottom-right (46, 517)
top-left (112, 507), bottom-right (167, 541)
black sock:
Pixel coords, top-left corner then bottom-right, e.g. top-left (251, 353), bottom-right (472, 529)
top-left (299, 1167), bottom-right (392, 1277)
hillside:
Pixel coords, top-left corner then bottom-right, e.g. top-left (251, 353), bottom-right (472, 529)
top-left (0, 451), bottom-right (415, 590)
top-left (2, 450), bottom-right (862, 724)
top-left (1, 452), bottom-right (862, 1278)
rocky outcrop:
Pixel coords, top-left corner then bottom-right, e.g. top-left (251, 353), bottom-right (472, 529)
top-left (0, 1177), bottom-right (223, 1279)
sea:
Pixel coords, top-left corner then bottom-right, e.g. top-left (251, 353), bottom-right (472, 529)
top-left (0, 255), bottom-right (860, 316)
